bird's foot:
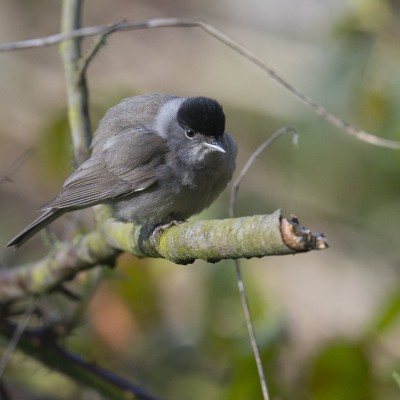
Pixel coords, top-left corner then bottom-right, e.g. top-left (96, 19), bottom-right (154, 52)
top-left (151, 220), bottom-right (185, 242)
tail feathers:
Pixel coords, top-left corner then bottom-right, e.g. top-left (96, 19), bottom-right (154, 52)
top-left (7, 209), bottom-right (62, 249)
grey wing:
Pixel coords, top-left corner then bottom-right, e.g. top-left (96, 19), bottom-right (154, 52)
top-left (42, 130), bottom-right (167, 210)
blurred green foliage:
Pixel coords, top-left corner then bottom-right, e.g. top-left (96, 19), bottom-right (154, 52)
top-left (309, 341), bottom-right (372, 400)
top-left (37, 112), bottom-right (73, 183)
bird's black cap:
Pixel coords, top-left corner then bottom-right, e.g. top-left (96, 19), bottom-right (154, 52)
top-left (177, 97), bottom-right (225, 137)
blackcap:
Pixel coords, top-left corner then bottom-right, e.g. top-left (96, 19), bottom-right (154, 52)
top-left (7, 94), bottom-right (237, 248)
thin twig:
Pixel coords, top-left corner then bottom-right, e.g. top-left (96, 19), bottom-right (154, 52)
top-left (77, 20), bottom-right (124, 79)
top-left (0, 18), bottom-right (399, 149)
top-left (233, 259), bottom-right (270, 399)
top-left (0, 300), bottom-right (36, 378)
top-left (0, 321), bottom-right (162, 400)
top-left (0, 147), bottom-right (35, 185)
top-left (230, 127), bottom-right (298, 216)
top-left (229, 127), bottom-right (298, 400)
top-left (53, 342), bottom-right (162, 400)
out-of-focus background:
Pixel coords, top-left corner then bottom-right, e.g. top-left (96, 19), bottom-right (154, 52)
top-left (1, 0), bottom-right (400, 399)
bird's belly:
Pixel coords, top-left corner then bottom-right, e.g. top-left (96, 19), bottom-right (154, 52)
top-left (110, 179), bottom-right (221, 225)
top-left (110, 151), bottom-right (235, 226)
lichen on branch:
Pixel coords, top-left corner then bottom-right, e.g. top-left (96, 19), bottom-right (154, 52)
top-left (0, 209), bottom-right (327, 304)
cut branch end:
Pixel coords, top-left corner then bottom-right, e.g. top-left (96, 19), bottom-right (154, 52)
top-left (281, 215), bottom-right (329, 251)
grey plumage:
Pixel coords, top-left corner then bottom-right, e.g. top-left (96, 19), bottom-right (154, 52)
top-left (7, 93), bottom-right (237, 248)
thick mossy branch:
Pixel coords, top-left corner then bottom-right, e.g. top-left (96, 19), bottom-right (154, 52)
top-left (104, 210), bottom-right (297, 263)
top-left (0, 210), bottom-right (327, 303)
top-left (0, 231), bottom-right (119, 303)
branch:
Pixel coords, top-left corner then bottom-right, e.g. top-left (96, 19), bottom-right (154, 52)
top-left (0, 18), bottom-right (399, 149)
top-left (1, 211), bottom-right (327, 304)
top-left (60, 0), bottom-right (91, 165)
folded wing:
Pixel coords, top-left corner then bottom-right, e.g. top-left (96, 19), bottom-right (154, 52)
top-left (42, 130), bottom-right (167, 210)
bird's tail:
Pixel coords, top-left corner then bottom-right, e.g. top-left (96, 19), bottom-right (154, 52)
top-left (7, 208), bottom-right (62, 249)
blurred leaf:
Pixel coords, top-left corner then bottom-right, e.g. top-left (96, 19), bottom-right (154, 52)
top-left (224, 336), bottom-right (285, 400)
top-left (355, 89), bottom-right (391, 133)
top-left (109, 254), bottom-right (162, 325)
top-left (393, 371), bottom-right (400, 389)
top-left (38, 112), bottom-right (72, 181)
top-left (309, 341), bottom-right (372, 400)
top-left (371, 288), bottom-right (400, 335)
top-left (225, 354), bottom-right (266, 400)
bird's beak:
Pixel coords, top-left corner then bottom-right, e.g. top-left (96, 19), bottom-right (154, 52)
top-left (203, 138), bottom-right (226, 153)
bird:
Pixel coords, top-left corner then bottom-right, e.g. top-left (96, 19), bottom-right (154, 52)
top-left (7, 93), bottom-right (237, 248)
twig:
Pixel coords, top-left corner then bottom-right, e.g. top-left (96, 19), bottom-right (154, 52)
top-left (0, 300), bottom-right (36, 378)
top-left (233, 259), bottom-right (270, 400)
top-left (0, 147), bottom-right (35, 185)
top-left (54, 342), bottom-right (162, 400)
top-left (77, 20), bottom-right (123, 79)
top-left (229, 127), bottom-right (299, 400)
top-left (0, 18), bottom-right (399, 149)
top-left (230, 127), bottom-right (298, 216)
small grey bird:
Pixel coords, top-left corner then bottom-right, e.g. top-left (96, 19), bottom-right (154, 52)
top-left (7, 93), bottom-right (237, 248)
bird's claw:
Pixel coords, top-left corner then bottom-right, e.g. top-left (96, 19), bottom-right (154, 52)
top-left (151, 220), bottom-right (184, 242)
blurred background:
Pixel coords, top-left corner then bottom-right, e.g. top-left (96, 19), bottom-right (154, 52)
top-left (1, 0), bottom-right (400, 399)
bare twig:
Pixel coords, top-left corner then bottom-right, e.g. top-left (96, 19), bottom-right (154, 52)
top-left (77, 20), bottom-right (123, 79)
top-left (0, 300), bottom-right (36, 378)
top-left (229, 127), bottom-right (299, 400)
top-left (0, 18), bottom-right (399, 149)
top-left (54, 342), bottom-right (162, 400)
top-left (233, 259), bottom-right (270, 400)
top-left (230, 127), bottom-right (298, 216)
top-left (0, 21), bottom-right (121, 52)
top-left (0, 147), bottom-right (35, 185)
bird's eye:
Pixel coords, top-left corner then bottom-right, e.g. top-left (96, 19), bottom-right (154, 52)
top-left (185, 128), bottom-right (196, 139)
